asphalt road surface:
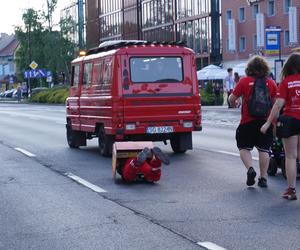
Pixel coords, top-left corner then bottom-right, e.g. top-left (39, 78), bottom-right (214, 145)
top-left (0, 103), bottom-right (299, 250)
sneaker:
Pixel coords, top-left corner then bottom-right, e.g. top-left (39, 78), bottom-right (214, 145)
top-left (257, 177), bottom-right (268, 188)
top-left (152, 146), bottom-right (170, 165)
top-left (282, 188), bottom-right (297, 200)
top-left (135, 152), bottom-right (147, 167)
top-left (246, 167), bottom-right (256, 186)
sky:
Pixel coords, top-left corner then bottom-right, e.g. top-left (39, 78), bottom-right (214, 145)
top-left (0, 0), bottom-right (70, 34)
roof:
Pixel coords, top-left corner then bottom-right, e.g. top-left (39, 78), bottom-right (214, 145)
top-left (0, 36), bottom-right (19, 57)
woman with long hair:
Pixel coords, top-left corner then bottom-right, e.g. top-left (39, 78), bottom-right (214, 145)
top-left (229, 56), bottom-right (277, 188)
top-left (261, 53), bottom-right (300, 200)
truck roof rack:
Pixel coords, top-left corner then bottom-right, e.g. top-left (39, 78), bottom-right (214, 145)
top-left (86, 40), bottom-right (186, 56)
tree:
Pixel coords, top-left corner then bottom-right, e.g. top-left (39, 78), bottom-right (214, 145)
top-left (15, 7), bottom-right (76, 88)
top-left (43, 0), bottom-right (58, 31)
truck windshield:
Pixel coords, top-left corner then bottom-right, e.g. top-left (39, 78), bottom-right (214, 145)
top-left (130, 57), bottom-right (183, 83)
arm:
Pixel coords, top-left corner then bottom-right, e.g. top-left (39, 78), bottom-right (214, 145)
top-left (228, 93), bottom-right (238, 108)
top-left (260, 98), bottom-right (285, 134)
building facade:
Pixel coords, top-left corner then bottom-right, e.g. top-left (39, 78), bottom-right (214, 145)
top-left (85, 0), bottom-right (221, 68)
top-left (222, 0), bottom-right (300, 74)
top-left (0, 34), bottom-right (19, 91)
top-left (60, 0), bottom-right (86, 49)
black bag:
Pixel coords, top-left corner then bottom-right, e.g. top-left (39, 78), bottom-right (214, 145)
top-left (248, 77), bottom-right (272, 117)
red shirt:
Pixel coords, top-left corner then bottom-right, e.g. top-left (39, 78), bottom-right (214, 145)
top-left (277, 74), bottom-right (300, 120)
top-left (233, 76), bottom-right (277, 124)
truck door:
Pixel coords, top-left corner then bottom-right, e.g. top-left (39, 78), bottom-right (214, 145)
top-left (68, 63), bottom-right (81, 130)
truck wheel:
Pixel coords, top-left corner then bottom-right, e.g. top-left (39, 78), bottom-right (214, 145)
top-left (170, 135), bottom-right (187, 154)
top-left (267, 158), bottom-right (278, 176)
top-left (66, 122), bottom-right (79, 148)
top-left (98, 126), bottom-right (113, 157)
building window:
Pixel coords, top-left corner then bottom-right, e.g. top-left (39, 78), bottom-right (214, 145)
top-left (252, 4), bottom-right (259, 19)
top-left (284, 30), bottom-right (290, 47)
top-left (284, 0), bottom-right (291, 13)
top-left (268, 0), bottom-right (275, 16)
top-left (253, 34), bottom-right (257, 49)
top-left (226, 10), bottom-right (232, 24)
top-left (239, 7), bottom-right (245, 22)
top-left (239, 36), bottom-right (246, 52)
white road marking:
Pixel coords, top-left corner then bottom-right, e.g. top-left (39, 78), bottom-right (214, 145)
top-left (197, 241), bottom-right (226, 250)
top-left (14, 148), bottom-right (36, 157)
top-left (55, 121), bottom-right (66, 125)
top-left (65, 173), bottom-right (107, 193)
top-left (217, 150), bottom-right (259, 161)
top-left (29, 116), bottom-right (40, 120)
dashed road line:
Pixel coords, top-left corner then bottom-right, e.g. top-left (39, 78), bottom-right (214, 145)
top-left (197, 241), bottom-right (227, 250)
top-left (14, 147), bottom-right (36, 157)
top-left (217, 150), bottom-right (259, 161)
top-left (65, 173), bottom-right (107, 193)
top-left (55, 121), bottom-right (66, 125)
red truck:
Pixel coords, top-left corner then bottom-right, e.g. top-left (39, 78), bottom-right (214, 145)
top-left (66, 41), bottom-right (201, 156)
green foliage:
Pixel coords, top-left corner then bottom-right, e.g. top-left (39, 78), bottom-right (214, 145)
top-left (200, 82), bottom-right (224, 106)
top-left (15, 6), bottom-right (76, 87)
top-left (30, 87), bottom-right (69, 104)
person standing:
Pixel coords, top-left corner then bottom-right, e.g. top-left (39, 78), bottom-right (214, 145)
top-left (224, 68), bottom-right (235, 108)
top-left (261, 53), bottom-right (300, 200)
top-left (229, 56), bottom-right (277, 188)
top-left (234, 72), bottom-right (241, 108)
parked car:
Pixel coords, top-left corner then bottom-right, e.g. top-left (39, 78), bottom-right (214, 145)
top-left (4, 89), bottom-right (15, 98)
top-left (66, 40), bottom-right (202, 156)
top-left (31, 87), bottom-right (49, 95)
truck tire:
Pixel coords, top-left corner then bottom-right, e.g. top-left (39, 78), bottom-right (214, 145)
top-left (98, 126), bottom-right (113, 157)
top-left (170, 132), bottom-right (192, 154)
top-left (66, 122), bottom-right (86, 148)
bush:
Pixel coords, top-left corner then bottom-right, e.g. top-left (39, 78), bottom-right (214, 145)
top-left (30, 87), bottom-right (69, 104)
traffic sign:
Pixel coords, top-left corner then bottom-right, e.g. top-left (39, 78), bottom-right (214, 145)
top-left (265, 26), bottom-right (282, 55)
top-left (29, 61), bottom-right (38, 70)
top-left (24, 69), bottom-right (52, 79)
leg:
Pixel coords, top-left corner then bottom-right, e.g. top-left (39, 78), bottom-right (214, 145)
top-left (297, 135), bottom-right (300, 162)
top-left (282, 136), bottom-right (298, 188)
top-left (258, 151), bottom-right (269, 178)
top-left (239, 149), bottom-right (252, 170)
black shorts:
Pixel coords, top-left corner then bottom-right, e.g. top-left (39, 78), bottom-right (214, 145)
top-left (236, 119), bottom-right (273, 153)
top-left (277, 116), bottom-right (300, 138)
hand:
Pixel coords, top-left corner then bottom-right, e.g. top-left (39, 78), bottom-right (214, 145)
top-left (260, 122), bottom-right (270, 134)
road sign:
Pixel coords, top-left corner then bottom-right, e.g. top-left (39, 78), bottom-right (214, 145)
top-left (265, 26), bottom-right (282, 55)
top-left (24, 69), bottom-right (52, 79)
top-left (29, 61), bottom-right (38, 70)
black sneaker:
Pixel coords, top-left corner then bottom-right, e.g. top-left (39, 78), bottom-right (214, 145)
top-left (246, 167), bottom-right (256, 186)
top-left (152, 147), bottom-right (170, 165)
top-left (258, 177), bottom-right (268, 188)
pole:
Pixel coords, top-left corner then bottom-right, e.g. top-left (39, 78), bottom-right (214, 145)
top-left (77, 0), bottom-right (84, 49)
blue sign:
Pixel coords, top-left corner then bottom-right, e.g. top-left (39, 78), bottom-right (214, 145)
top-left (24, 69), bottom-right (52, 79)
top-left (265, 26), bottom-right (281, 55)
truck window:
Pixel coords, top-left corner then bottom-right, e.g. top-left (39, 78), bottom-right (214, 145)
top-left (92, 61), bottom-right (103, 84)
top-left (71, 65), bottom-right (80, 87)
top-left (83, 63), bottom-right (93, 86)
top-left (103, 59), bottom-right (112, 85)
top-left (130, 57), bottom-right (183, 83)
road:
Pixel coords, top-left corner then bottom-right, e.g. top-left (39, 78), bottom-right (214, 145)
top-left (0, 103), bottom-right (299, 250)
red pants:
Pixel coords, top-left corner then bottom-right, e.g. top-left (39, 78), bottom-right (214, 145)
top-left (121, 158), bottom-right (162, 182)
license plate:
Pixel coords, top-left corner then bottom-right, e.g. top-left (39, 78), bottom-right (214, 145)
top-left (146, 126), bottom-right (173, 134)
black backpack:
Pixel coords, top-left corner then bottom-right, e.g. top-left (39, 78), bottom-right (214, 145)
top-left (248, 77), bottom-right (272, 117)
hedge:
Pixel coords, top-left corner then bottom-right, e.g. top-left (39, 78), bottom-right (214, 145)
top-left (30, 87), bottom-right (69, 104)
